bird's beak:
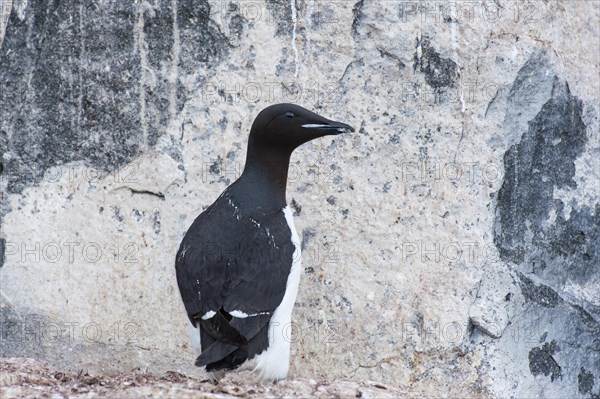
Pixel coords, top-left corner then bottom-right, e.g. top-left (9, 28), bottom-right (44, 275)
top-left (302, 121), bottom-right (355, 135)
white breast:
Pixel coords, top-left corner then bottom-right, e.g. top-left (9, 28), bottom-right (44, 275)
top-left (249, 205), bottom-right (302, 382)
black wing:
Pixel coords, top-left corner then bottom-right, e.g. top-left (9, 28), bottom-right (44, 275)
top-left (175, 190), bottom-right (295, 367)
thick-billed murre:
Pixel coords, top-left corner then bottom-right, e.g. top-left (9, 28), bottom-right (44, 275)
top-left (175, 103), bottom-right (354, 382)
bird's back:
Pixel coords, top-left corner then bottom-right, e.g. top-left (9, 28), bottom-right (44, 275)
top-left (175, 187), bottom-right (296, 373)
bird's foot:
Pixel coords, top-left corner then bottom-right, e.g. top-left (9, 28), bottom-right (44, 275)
top-left (209, 370), bottom-right (226, 384)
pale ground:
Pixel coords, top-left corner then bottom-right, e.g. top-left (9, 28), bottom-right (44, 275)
top-left (0, 357), bottom-right (412, 399)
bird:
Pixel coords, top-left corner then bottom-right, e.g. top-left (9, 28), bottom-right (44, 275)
top-left (175, 103), bottom-right (354, 382)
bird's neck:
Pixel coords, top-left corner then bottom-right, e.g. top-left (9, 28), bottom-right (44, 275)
top-left (236, 141), bottom-right (293, 210)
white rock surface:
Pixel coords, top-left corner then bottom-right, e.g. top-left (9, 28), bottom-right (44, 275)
top-left (1, 1), bottom-right (598, 398)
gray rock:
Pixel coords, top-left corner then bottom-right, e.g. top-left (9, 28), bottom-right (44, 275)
top-left (413, 36), bottom-right (460, 90)
top-left (487, 52), bottom-right (599, 398)
top-left (0, 0), bottom-right (227, 195)
top-left (528, 340), bottom-right (562, 382)
top-left (494, 69), bottom-right (599, 319)
top-left (578, 367), bottom-right (596, 396)
top-left (468, 266), bottom-right (512, 339)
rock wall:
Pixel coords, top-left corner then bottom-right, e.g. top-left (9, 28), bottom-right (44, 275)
top-left (1, 1), bottom-right (598, 397)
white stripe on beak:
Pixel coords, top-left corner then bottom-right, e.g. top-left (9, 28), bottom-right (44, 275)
top-left (302, 124), bottom-right (330, 128)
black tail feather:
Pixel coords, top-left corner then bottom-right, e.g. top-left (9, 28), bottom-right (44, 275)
top-left (199, 308), bottom-right (247, 346)
top-left (194, 308), bottom-right (271, 372)
top-left (230, 314), bottom-right (270, 339)
top-left (205, 347), bottom-right (249, 371)
top-left (195, 340), bottom-right (239, 367)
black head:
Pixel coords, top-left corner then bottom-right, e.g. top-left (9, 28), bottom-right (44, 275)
top-left (249, 103), bottom-right (354, 151)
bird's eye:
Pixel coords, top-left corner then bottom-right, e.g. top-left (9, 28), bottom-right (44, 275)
top-left (285, 112), bottom-right (295, 119)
